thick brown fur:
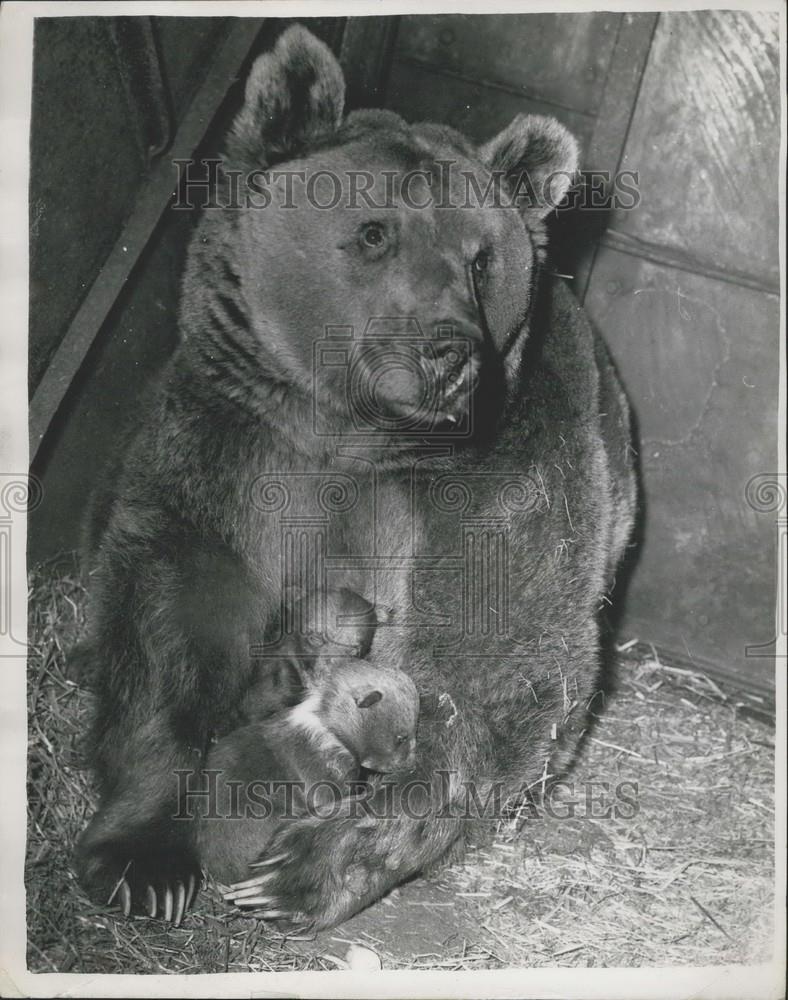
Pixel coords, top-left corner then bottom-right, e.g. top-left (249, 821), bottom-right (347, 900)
top-left (74, 24), bottom-right (636, 927)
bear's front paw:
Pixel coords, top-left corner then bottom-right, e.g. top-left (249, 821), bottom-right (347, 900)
top-left (76, 842), bottom-right (202, 926)
top-left (222, 813), bottom-right (386, 930)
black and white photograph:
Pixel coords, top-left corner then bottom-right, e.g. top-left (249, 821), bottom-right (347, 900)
top-left (0, 1), bottom-right (784, 995)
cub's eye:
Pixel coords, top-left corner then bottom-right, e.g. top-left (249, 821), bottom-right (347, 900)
top-left (472, 249), bottom-right (490, 274)
top-left (361, 222), bottom-right (386, 249)
top-left (395, 734), bottom-right (408, 745)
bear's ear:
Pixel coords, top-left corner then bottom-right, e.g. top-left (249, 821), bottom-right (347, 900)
top-left (226, 24), bottom-right (345, 167)
top-left (355, 689), bottom-right (383, 710)
top-left (479, 114), bottom-right (579, 221)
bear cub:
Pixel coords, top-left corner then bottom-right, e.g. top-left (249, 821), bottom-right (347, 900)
top-left (197, 589), bottom-right (419, 885)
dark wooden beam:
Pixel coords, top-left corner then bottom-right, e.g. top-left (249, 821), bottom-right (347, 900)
top-left (574, 12), bottom-right (659, 302)
top-left (340, 16), bottom-right (400, 110)
top-left (28, 18), bottom-right (266, 456)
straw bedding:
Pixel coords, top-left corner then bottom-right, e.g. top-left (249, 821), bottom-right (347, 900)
top-left (25, 561), bottom-right (774, 972)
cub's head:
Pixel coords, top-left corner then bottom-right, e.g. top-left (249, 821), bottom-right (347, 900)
top-left (287, 586), bottom-right (380, 658)
top-left (325, 660), bottom-right (419, 774)
top-left (189, 24), bottom-right (578, 440)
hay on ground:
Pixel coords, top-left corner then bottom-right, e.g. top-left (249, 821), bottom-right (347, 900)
top-left (25, 562), bottom-right (775, 972)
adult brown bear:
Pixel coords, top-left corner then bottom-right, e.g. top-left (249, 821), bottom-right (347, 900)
top-left (74, 24), bottom-right (635, 929)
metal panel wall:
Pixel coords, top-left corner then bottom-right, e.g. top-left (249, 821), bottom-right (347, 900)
top-left (580, 11), bottom-right (780, 691)
top-left (386, 11), bottom-right (781, 692)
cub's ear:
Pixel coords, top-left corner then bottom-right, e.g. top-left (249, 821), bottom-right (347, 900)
top-left (480, 114), bottom-right (579, 221)
top-left (226, 24), bottom-right (345, 167)
top-left (355, 689), bottom-right (383, 709)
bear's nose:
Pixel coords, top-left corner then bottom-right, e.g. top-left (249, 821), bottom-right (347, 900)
top-left (429, 322), bottom-right (483, 384)
top-left (431, 338), bottom-right (469, 371)
top-left (432, 316), bottom-right (483, 343)
top-left (433, 316), bottom-right (484, 346)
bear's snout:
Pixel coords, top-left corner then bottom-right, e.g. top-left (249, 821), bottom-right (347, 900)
top-left (336, 324), bottom-right (482, 434)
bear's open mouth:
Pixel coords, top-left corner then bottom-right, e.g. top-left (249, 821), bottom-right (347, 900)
top-left (423, 345), bottom-right (481, 426)
top-left (440, 360), bottom-right (471, 422)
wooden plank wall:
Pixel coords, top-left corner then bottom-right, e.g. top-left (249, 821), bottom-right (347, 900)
top-left (385, 12), bottom-right (781, 692)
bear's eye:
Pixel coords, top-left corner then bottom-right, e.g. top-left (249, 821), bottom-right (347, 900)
top-left (472, 249), bottom-right (490, 274)
top-left (395, 733), bottom-right (408, 745)
top-left (361, 222), bottom-right (387, 250)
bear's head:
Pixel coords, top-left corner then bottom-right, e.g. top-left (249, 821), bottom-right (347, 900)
top-left (183, 25), bottom-right (578, 445)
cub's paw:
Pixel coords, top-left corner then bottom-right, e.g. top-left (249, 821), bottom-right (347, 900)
top-left (76, 842), bottom-right (202, 925)
top-left (222, 814), bottom-right (385, 930)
